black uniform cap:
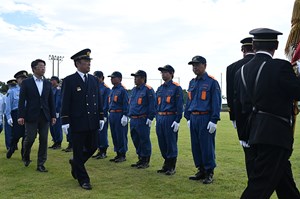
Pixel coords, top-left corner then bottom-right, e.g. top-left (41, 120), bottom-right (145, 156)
top-left (240, 37), bottom-right (253, 46)
top-left (71, 48), bottom-right (92, 61)
top-left (94, 71), bottom-right (104, 78)
top-left (158, 65), bottom-right (175, 73)
top-left (188, 56), bottom-right (207, 65)
top-left (7, 79), bottom-right (17, 85)
top-left (14, 70), bottom-right (28, 79)
top-left (108, 71), bottom-right (122, 78)
top-left (131, 70), bottom-right (147, 78)
top-left (250, 28), bottom-right (282, 42)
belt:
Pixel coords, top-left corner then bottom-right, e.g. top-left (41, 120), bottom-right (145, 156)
top-left (158, 112), bottom-right (176, 115)
top-left (192, 111), bottom-right (209, 115)
top-left (131, 114), bottom-right (147, 119)
top-left (110, 109), bottom-right (122, 113)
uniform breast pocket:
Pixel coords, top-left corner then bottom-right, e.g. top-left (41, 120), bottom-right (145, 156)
top-left (188, 86), bottom-right (196, 100)
top-left (200, 88), bottom-right (210, 101)
top-left (13, 92), bottom-right (19, 100)
top-left (138, 94), bottom-right (145, 105)
top-left (166, 90), bottom-right (175, 104)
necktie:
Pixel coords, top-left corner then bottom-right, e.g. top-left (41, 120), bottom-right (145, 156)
top-left (84, 74), bottom-right (88, 88)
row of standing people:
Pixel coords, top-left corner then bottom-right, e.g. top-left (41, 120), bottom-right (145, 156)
top-left (60, 48), bottom-right (221, 190)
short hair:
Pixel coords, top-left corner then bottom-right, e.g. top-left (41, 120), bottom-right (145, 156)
top-left (31, 59), bottom-right (46, 68)
top-left (242, 45), bottom-right (253, 53)
top-left (252, 41), bottom-right (278, 52)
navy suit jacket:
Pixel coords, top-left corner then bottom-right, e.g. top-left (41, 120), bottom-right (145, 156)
top-left (61, 72), bottom-right (104, 133)
top-left (18, 77), bottom-right (56, 122)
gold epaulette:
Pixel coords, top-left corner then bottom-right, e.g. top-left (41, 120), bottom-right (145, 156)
top-left (208, 74), bottom-right (216, 80)
top-left (104, 83), bottom-right (110, 89)
top-left (121, 83), bottom-right (127, 90)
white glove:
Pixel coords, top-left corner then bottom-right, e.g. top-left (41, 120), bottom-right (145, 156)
top-left (187, 120), bottom-right (190, 129)
top-left (232, 120), bottom-right (237, 129)
top-left (121, 115), bottom-right (128, 126)
top-left (7, 118), bottom-right (13, 127)
top-left (104, 117), bottom-right (107, 123)
top-left (171, 121), bottom-right (180, 132)
top-left (207, 121), bottom-right (217, 134)
top-left (146, 119), bottom-right (152, 127)
top-left (239, 140), bottom-right (250, 148)
top-left (99, 120), bottom-right (105, 131)
top-left (62, 124), bottom-right (69, 135)
top-left (56, 113), bottom-right (60, 118)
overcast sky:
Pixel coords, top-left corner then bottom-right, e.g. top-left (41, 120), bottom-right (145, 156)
top-left (0, 0), bottom-right (296, 94)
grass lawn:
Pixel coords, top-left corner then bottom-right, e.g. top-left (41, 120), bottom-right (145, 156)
top-left (0, 112), bottom-right (299, 199)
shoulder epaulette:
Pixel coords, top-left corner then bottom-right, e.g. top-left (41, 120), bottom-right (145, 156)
top-left (172, 81), bottom-right (180, 86)
top-left (104, 83), bottom-right (110, 89)
top-left (145, 84), bottom-right (152, 89)
top-left (208, 74), bottom-right (216, 80)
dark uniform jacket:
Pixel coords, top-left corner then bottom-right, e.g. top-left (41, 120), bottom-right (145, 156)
top-left (18, 77), bottom-right (55, 122)
top-left (226, 53), bottom-right (254, 120)
top-left (61, 72), bottom-right (104, 133)
top-left (235, 53), bottom-right (300, 150)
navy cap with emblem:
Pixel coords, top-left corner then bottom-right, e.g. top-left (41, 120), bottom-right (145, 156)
top-left (188, 56), bottom-right (207, 65)
top-left (131, 70), bottom-right (147, 78)
top-left (250, 28), bottom-right (283, 42)
top-left (7, 79), bottom-right (17, 85)
top-left (158, 65), bottom-right (175, 73)
top-left (71, 48), bottom-right (92, 61)
top-left (240, 37), bottom-right (253, 46)
top-left (94, 71), bottom-right (104, 78)
top-left (14, 70), bottom-right (28, 79)
top-left (108, 71), bottom-right (122, 78)
top-left (50, 76), bottom-right (60, 83)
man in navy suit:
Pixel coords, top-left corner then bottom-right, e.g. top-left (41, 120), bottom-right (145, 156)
top-left (61, 48), bottom-right (104, 190)
top-left (18, 59), bottom-right (56, 172)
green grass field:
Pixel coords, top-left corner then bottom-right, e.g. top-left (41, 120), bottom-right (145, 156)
top-left (0, 112), bottom-right (299, 199)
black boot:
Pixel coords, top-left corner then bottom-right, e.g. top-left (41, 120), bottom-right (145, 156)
top-left (165, 157), bottom-right (176, 175)
top-left (203, 170), bottom-right (214, 184)
top-left (114, 153), bottom-right (126, 163)
top-left (53, 142), bottom-right (62, 149)
top-left (157, 159), bottom-right (168, 173)
top-left (96, 148), bottom-right (107, 159)
top-left (137, 156), bottom-right (150, 169)
top-left (189, 166), bottom-right (205, 180)
top-left (6, 141), bottom-right (16, 159)
top-left (48, 142), bottom-right (56, 149)
top-left (131, 156), bottom-right (142, 167)
top-left (109, 152), bottom-right (120, 162)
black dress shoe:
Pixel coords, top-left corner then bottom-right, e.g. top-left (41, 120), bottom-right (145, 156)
top-left (81, 182), bottom-right (92, 190)
top-left (165, 169), bottom-right (176, 175)
top-left (37, 165), bottom-right (48, 172)
top-left (114, 156), bottom-right (126, 163)
top-left (23, 159), bottom-right (32, 167)
top-left (69, 159), bottom-right (77, 179)
top-left (157, 167), bottom-right (167, 173)
top-left (48, 143), bottom-right (56, 149)
top-left (203, 173), bottom-right (214, 184)
top-left (96, 153), bottom-right (107, 159)
top-left (131, 160), bottom-right (142, 167)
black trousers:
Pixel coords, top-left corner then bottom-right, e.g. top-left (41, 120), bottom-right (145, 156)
top-left (241, 144), bottom-right (300, 199)
top-left (243, 147), bottom-right (255, 178)
top-left (11, 110), bottom-right (25, 155)
top-left (23, 112), bottom-right (49, 166)
top-left (72, 130), bottom-right (98, 185)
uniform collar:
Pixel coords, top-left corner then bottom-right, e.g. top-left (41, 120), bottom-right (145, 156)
top-left (77, 70), bottom-right (88, 80)
top-left (163, 80), bottom-right (173, 87)
top-left (196, 72), bottom-right (208, 80)
top-left (136, 83), bottom-right (145, 89)
top-left (256, 51), bottom-right (273, 58)
top-left (33, 75), bottom-right (44, 81)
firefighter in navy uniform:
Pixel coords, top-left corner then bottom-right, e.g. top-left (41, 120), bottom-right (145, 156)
top-left (226, 37), bottom-right (255, 178)
top-left (156, 65), bottom-right (183, 175)
top-left (61, 49), bottom-right (104, 190)
top-left (92, 71), bottom-right (111, 159)
top-left (129, 70), bottom-right (156, 169)
top-left (108, 71), bottom-right (129, 163)
top-left (235, 28), bottom-right (300, 199)
top-left (185, 56), bottom-right (221, 184)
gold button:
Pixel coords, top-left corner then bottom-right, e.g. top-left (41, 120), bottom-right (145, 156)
top-left (87, 103), bottom-right (89, 106)
top-left (88, 112), bottom-right (90, 114)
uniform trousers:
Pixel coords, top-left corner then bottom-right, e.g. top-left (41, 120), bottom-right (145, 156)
top-left (156, 115), bottom-right (178, 159)
top-left (109, 112), bottom-right (128, 154)
top-left (241, 144), bottom-right (300, 199)
top-left (130, 117), bottom-right (151, 157)
top-left (97, 120), bottom-right (109, 150)
top-left (49, 117), bottom-right (62, 144)
top-left (190, 114), bottom-right (216, 172)
top-left (11, 109), bottom-right (25, 156)
top-left (4, 116), bottom-right (12, 150)
top-left (72, 130), bottom-right (98, 185)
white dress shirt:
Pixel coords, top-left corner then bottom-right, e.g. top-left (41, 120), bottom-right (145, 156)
top-left (33, 75), bottom-right (44, 96)
top-left (77, 71), bottom-right (88, 82)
